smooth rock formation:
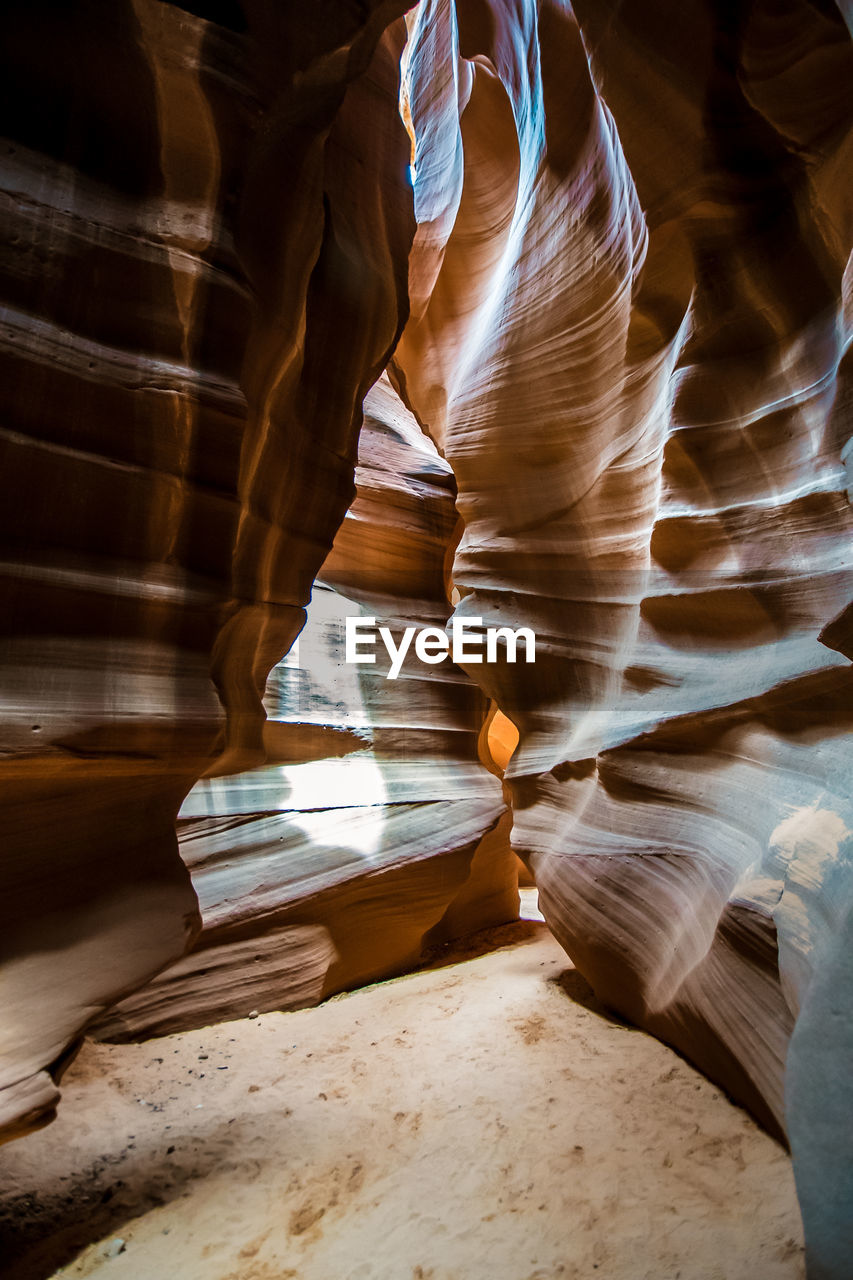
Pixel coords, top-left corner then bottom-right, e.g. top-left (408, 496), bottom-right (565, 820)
top-left (394, 2), bottom-right (852, 1273)
top-left (2, 3), bottom-right (852, 1276)
top-left (95, 376), bottom-right (513, 1040)
top-left (0, 0), bottom-right (414, 1140)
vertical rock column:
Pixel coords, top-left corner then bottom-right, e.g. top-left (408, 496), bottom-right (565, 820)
top-left (563, 5), bottom-right (853, 1273)
top-left (0, 0), bottom-right (413, 1141)
top-left (397, 1), bottom-right (853, 1242)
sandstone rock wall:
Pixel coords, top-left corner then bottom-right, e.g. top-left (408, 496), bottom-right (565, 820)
top-left (0, 0), bottom-right (414, 1141)
top-left (2, 5), bottom-right (852, 1274)
top-left (394, 2), bottom-right (852, 1273)
top-left (95, 375), bottom-right (514, 1040)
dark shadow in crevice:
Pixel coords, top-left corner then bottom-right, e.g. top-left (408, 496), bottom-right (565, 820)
top-left (417, 917), bottom-right (549, 973)
top-left (0, 1114), bottom-right (252, 1280)
top-left (549, 966), bottom-right (639, 1029)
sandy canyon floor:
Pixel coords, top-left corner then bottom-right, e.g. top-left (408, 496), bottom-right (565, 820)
top-left (0, 915), bottom-right (805, 1280)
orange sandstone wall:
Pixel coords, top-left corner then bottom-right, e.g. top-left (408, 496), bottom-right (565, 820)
top-left (394, 3), bottom-right (852, 1274)
top-left (0, 0), bottom-right (414, 1141)
top-left (2, 7), bottom-right (853, 1276)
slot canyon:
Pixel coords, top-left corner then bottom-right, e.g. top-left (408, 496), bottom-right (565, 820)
top-left (0, 1), bottom-right (851, 1277)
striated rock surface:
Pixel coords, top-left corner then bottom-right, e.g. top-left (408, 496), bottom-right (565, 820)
top-left (95, 376), bottom-right (513, 1040)
top-left (395, 1), bottom-right (852, 1273)
top-left (0, 0), bottom-right (414, 1140)
top-left (2, 3), bottom-right (852, 1273)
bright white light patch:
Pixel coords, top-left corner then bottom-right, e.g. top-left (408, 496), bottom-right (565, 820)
top-left (282, 756), bottom-right (389, 814)
top-left (519, 887), bottom-right (545, 922)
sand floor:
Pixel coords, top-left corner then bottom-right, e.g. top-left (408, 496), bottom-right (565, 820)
top-left (0, 918), bottom-right (805, 1280)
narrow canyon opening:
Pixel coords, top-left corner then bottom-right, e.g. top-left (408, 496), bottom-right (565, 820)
top-left (1, 2), bottom-right (852, 1279)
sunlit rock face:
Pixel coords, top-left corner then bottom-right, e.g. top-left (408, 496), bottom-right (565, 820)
top-left (2, 2), bottom-right (853, 1271)
top-left (95, 375), bottom-right (513, 1039)
top-left (395, 1), bottom-right (852, 1274)
top-left (0, 0), bottom-right (414, 1141)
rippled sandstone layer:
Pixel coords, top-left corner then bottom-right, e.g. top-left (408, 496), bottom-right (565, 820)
top-left (394, 3), bottom-right (852, 1276)
top-left (0, 0), bottom-right (415, 1140)
top-left (94, 375), bottom-right (513, 1040)
top-left (1, 3), bottom-right (852, 1277)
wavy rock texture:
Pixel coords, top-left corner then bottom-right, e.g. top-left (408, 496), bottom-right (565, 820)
top-left (2, 3), bottom-right (852, 1274)
top-left (0, 0), bottom-right (414, 1141)
top-left (95, 375), bottom-right (512, 1040)
top-left (394, 2), bottom-right (852, 1275)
